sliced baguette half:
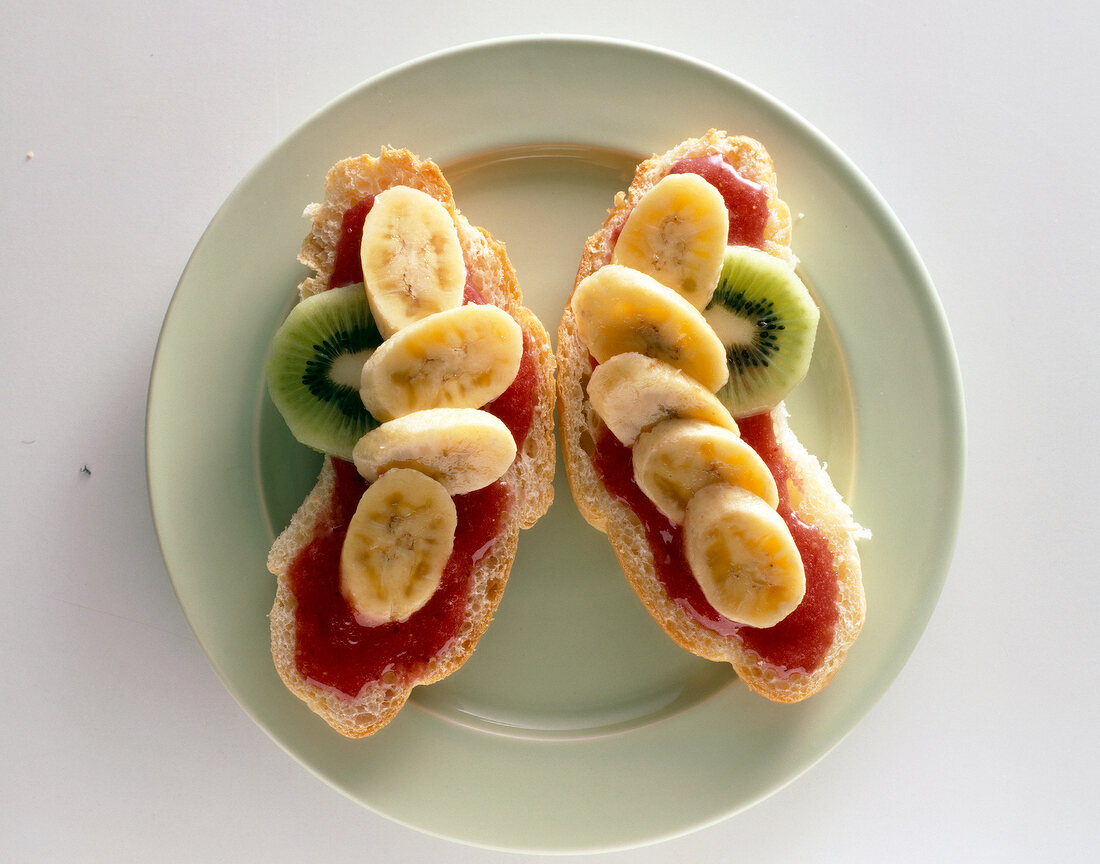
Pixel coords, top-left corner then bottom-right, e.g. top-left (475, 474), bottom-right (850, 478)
top-left (556, 130), bottom-right (866, 703)
top-left (267, 148), bottom-right (555, 736)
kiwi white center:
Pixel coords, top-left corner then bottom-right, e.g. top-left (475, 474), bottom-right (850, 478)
top-left (330, 349), bottom-right (375, 388)
top-left (704, 305), bottom-right (755, 350)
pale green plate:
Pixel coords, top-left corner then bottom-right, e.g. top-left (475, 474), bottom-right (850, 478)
top-left (147, 36), bottom-right (964, 853)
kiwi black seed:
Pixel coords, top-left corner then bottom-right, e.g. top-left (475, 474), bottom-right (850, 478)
top-left (703, 246), bottom-right (820, 417)
top-left (266, 283), bottom-right (383, 459)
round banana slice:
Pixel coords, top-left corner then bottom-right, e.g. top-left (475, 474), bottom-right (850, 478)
top-left (631, 417), bottom-right (779, 524)
top-left (611, 172), bottom-right (729, 310)
top-left (587, 352), bottom-right (739, 445)
top-left (360, 304), bottom-right (523, 421)
top-left (570, 264), bottom-right (729, 392)
top-left (683, 483), bottom-right (805, 628)
top-left (360, 185), bottom-right (466, 338)
top-left (352, 407), bottom-right (517, 496)
top-left (340, 468), bottom-right (458, 625)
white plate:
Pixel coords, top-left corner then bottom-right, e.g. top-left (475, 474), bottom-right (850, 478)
top-left (147, 35), bottom-right (964, 852)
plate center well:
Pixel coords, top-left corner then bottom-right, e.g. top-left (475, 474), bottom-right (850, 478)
top-left (426, 146), bottom-right (738, 737)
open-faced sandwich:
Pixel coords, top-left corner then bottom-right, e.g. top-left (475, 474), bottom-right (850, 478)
top-left (265, 148), bottom-right (555, 736)
top-left (556, 130), bottom-right (868, 702)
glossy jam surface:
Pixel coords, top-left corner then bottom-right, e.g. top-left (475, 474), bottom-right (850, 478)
top-left (670, 155), bottom-right (769, 248)
top-left (329, 196), bottom-right (375, 288)
top-left (591, 413), bottom-right (839, 673)
top-left (289, 459), bottom-right (510, 696)
top-left (591, 424), bottom-right (737, 634)
top-left (734, 414), bottom-right (839, 671)
top-left (485, 334), bottom-right (537, 448)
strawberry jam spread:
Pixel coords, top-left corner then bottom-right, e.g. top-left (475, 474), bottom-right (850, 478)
top-left (287, 197), bottom-right (536, 697)
top-left (669, 155), bottom-right (770, 248)
top-left (330, 195), bottom-right (375, 288)
top-left (729, 415), bottom-right (838, 670)
top-left (589, 158), bottom-right (839, 674)
top-left (289, 461), bottom-right (511, 696)
top-left (591, 418), bottom-right (838, 673)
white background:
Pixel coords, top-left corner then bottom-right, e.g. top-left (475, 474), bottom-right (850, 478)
top-left (3, 1), bottom-right (1097, 861)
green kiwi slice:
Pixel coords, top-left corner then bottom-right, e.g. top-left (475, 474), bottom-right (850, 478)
top-left (266, 283), bottom-right (383, 459)
top-left (704, 246), bottom-right (820, 417)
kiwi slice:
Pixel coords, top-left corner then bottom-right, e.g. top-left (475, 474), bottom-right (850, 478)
top-left (704, 246), bottom-right (820, 417)
top-left (266, 283), bottom-right (383, 460)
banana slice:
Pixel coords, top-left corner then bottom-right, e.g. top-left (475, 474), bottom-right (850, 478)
top-left (611, 173), bottom-right (729, 310)
top-left (631, 417), bottom-right (779, 524)
top-left (352, 407), bottom-right (517, 496)
top-left (340, 468), bottom-right (458, 624)
top-left (683, 483), bottom-right (805, 628)
top-left (587, 352), bottom-right (739, 445)
top-left (360, 186), bottom-right (466, 338)
top-left (570, 264), bottom-right (729, 392)
top-left (360, 304), bottom-right (523, 421)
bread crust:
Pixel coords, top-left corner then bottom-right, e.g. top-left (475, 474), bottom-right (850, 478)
top-left (267, 148), bottom-right (555, 736)
top-left (557, 130), bottom-right (866, 703)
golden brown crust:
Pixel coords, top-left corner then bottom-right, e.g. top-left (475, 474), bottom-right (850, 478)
top-left (268, 148), bottom-right (555, 736)
top-left (557, 130), bottom-right (866, 703)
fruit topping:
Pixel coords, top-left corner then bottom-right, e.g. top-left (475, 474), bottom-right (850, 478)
top-left (631, 417), bottom-right (779, 525)
top-left (570, 264), bottom-right (728, 392)
top-left (360, 304), bottom-right (523, 421)
top-left (339, 467), bottom-right (458, 624)
top-left (683, 483), bottom-right (805, 628)
top-left (360, 186), bottom-right (466, 338)
top-left (265, 283), bottom-right (383, 460)
top-left (704, 246), bottom-right (820, 417)
top-left (586, 352), bottom-right (738, 446)
top-left (351, 407), bottom-right (517, 496)
top-left (611, 173), bottom-right (728, 309)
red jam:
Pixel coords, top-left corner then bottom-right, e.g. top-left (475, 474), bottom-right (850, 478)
top-left (287, 196), bottom-right (539, 697)
top-left (670, 155), bottom-right (770, 248)
top-left (591, 424), bottom-right (735, 634)
top-left (734, 414), bottom-right (839, 670)
top-left (485, 334), bottom-right (537, 448)
top-left (460, 283), bottom-right (538, 447)
top-left (591, 414), bottom-right (839, 674)
top-left (289, 460), bottom-right (510, 696)
top-left (287, 337), bottom-right (534, 697)
top-left (330, 196), bottom-right (375, 288)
